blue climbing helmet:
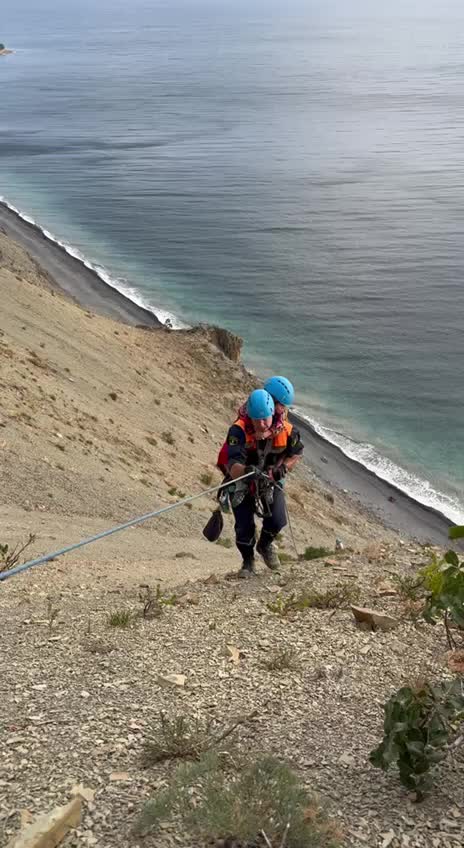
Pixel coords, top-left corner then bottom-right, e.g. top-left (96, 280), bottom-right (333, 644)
top-left (246, 389), bottom-right (275, 420)
top-left (263, 376), bottom-right (295, 407)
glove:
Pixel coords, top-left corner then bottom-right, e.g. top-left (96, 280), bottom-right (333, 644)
top-left (270, 465), bottom-right (287, 483)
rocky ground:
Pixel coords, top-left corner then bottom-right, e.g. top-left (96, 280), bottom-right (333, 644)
top-left (1, 543), bottom-right (463, 848)
top-left (1, 231), bottom-right (463, 847)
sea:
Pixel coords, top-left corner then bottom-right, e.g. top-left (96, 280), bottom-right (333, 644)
top-left (1, 0), bottom-right (463, 523)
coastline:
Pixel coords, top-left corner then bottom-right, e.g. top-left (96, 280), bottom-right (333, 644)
top-left (0, 198), bottom-right (456, 546)
top-left (0, 201), bottom-right (162, 327)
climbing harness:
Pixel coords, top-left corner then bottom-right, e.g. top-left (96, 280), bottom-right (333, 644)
top-left (0, 471), bottom-right (255, 584)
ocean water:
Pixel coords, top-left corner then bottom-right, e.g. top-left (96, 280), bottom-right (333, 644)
top-left (1, 0), bottom-right (463, 522)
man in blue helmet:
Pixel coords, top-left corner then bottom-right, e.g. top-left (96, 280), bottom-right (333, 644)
top-left (225, 388), bottom-right (304, 578)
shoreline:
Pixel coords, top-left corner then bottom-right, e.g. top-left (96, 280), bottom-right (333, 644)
top-left (0, 200), bottom-right (162, 327)
top-left (0, 198), bottom-right (456, 546)
top-left (292, 413), bottom-right (455, 546)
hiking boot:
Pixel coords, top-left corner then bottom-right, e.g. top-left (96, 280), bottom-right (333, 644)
top-left (257, 541), bottom-right (280, 571)
top-left (238, 559), bottom-right (256, 579)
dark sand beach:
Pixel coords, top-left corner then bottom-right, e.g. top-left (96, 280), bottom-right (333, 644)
top-left (0, 202), bottom-right (161, 327)
top-left (0, 200), bottom-right (456, 546)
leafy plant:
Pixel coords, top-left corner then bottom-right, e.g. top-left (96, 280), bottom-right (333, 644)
top-left (370, 678), bottom-right (464, 800)
top-left (138, 751), bottom-right (341, 847)
top-left (138, 584), bottom-right (177, 619)
top-left (267, 583), bottom-right (359, 617)
top-left (301, 546), bottom-right (333, 561)
top-left (421, 550), bottom-right (464, 648)
top-left (161, 430), bottom-right (175, 445)
top-left (0, 533), bottom-right (36, 574)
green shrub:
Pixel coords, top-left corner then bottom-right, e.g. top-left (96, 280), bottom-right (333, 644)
top-left (370, 678), bottom-right (464, 800)
top-left (267, 583), bottom-right (359, 617)
top-left (139, 584), bottom-right (177, 619)
top-left (138, 752), bottom-right (341, 846)
top-left (302, 546), bottom-right (333, 561)
top-left (421, 548), bottom-right (464, 648)
top-left (107, 609), bottom-right (132, 628)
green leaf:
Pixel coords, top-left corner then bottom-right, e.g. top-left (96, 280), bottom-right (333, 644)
top-left (449, 526), bottom-right (464, 540)
top-left (444, 550), bottom-right (460, 567)
top-left (405, 740), bottom-right (424, 756)
top-left (369, 745), bottom-right (388, 770)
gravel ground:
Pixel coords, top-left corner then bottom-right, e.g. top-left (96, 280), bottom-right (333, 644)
top-left (1, 543), bottom-right (463, 848)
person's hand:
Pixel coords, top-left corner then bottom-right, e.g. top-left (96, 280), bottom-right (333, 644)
top-left (244, 465), bottom-right (258, 479)
top-left (270, 465), bottom-right (287, 483)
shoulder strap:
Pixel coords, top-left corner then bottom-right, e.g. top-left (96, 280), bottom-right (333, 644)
top-left (256, 437), bottom-right (273, 470)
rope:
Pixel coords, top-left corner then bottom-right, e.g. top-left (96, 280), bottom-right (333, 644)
top-left (284, 494), bottom-right (300, 560)
top-left (0, 471), bottom-right (255, 583)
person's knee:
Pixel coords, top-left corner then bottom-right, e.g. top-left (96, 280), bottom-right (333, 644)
top-left (266, 515), bottom-right (286, 537)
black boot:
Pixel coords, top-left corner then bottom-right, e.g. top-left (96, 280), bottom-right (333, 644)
top-left (257, 531), bottom-right (280, 571)
top-left (238, 557), bottom-right (256, 579)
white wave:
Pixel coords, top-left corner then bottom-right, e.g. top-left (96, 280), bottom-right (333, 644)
top-left (295, 407), bottom-right (464, 525)
top-left (0, 196), bottom-right (188, 330)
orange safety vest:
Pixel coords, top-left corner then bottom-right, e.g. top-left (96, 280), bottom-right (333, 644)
top-left (216, 418), bottom-right (293, 472)
top-left (233, 417), bottom-right (293, 452)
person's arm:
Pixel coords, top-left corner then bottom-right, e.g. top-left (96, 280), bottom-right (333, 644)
top-left (226, 425), bottom-right (248, 479)
top-left (273, 427), bottom-right (304, 479)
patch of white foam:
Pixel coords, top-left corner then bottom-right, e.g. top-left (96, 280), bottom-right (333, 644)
top-left (0, 196), bottom-right (188, 330)
top-left (295, 407), bottom-right (464, 525)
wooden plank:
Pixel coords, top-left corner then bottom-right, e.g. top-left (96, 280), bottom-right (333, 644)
top-left (7, 797), bottom-right (82, 848)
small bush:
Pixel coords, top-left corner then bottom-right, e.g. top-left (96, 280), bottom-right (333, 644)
top-left (143, 711), bottom-right (254, 766)
top-left (46, 596), bottom-right (60, 632)
top-left (143, 714), bottom-right (216, 764)
top-left (139, 584), bottom-right (177, 619)
top-left (370, 678), bottom-right (464, 800)
top-left (162, 431), bottom-right (175, 445)
top-left (392, 573), bottom-right (425, 601)
top-left (107, 609), bottom-right (132, 628)
top-left (168, 486), bottom-right (178, 496)
top-left (302, 546), bottom-right (333, 561)
top-left (138, 752), bottom-right (341, 846)
top-left (267, 583), bottom-right (359, 617)
top-left (263, 647), bottom-right (300, 672)
top-left (0, 533), bottom-right (36, 574)
top-left (216, 538), bottom-right (233, 549)
top-left (200, 472), bottom-right (214, 487)
top-left (108, 391), bottom-right (118, 401)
